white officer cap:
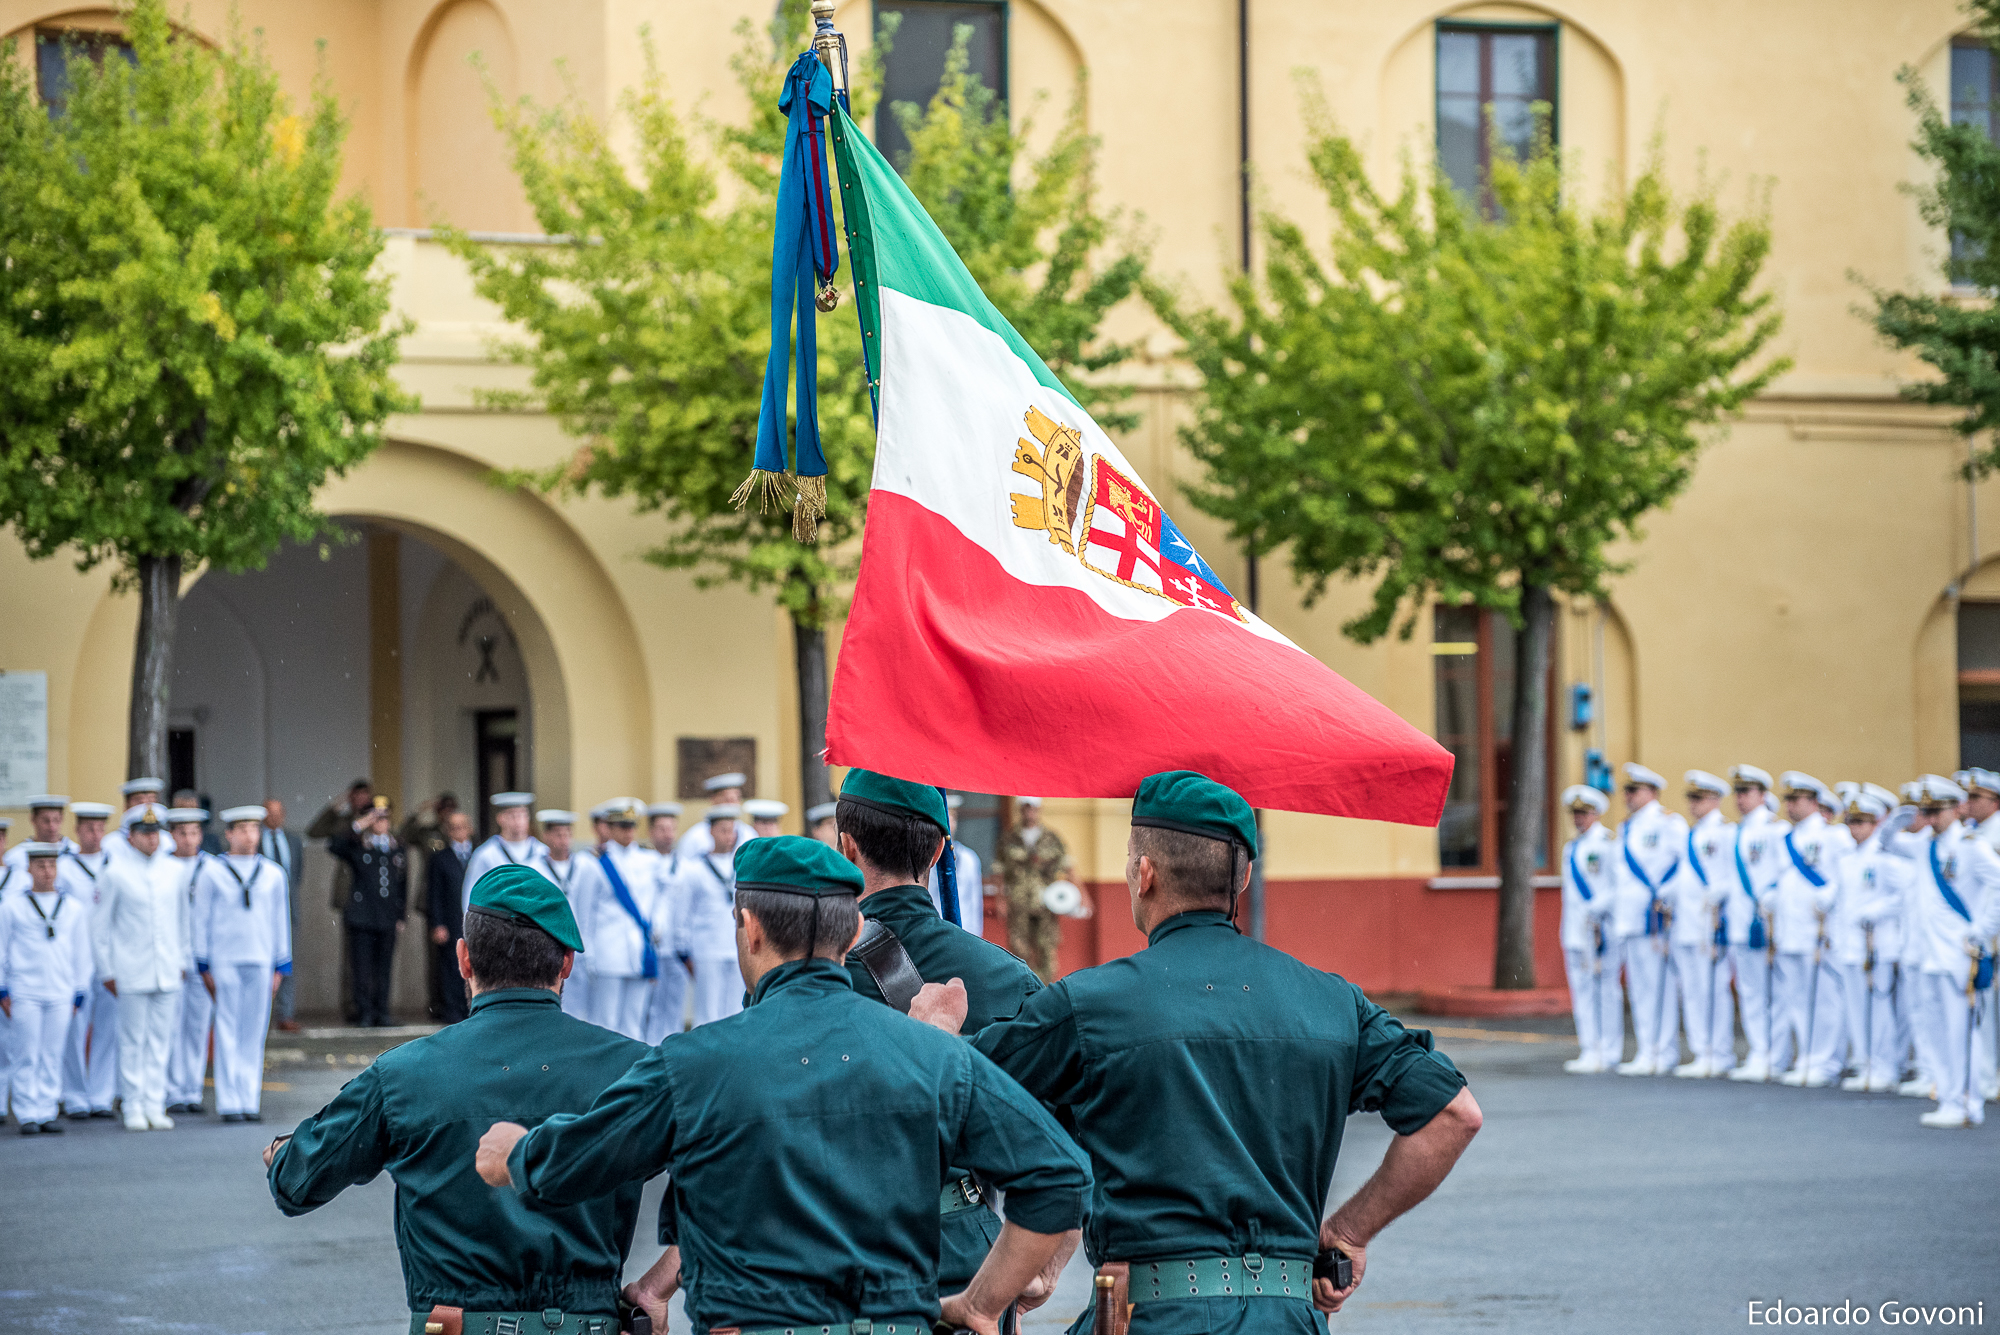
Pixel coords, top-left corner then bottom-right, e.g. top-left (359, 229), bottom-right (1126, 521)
top-left (1953, 770), bottom-right (1973, 789)
top-left (1562, 784), bottom-right (1610, 815)
top-left (946, 794), bottom-right (965, 811)
top-left (537, 809), bottom-right (577, 826)
top-left (1017, 795), bottom-right (1044, 808)
top-left (645, 802), bottom-right (684, 819)
top-left (219, 804), bottom-right (267, 825)
top-left (24, 794), bottom-right (70, 811)
top-left (805, 802), bottom-right (837, 824)
top-left (124, 803), bottom-right (166, 830)
top-left (1683, 770), bottom-right (1728, 797)
top-left (1843, 790), bottom-right (1890, 819)
top-left (69, 801), bottom-right (114, 820)
top-left (702, 772), bottom-right (748, 794)
top-left (743, 799), bottom-right (789, 821)
top-left (0, 817), bottom-right (9, 830)
top-left (1917, 774), bottom-right (1966, 807)
top-left (1621, 762), bottom-right (1665, 790)
top-left (1863, 782), bottom-right (1900, 809)
top-left (22, 841), bottom-right (62, 859)
top-left (594, 798), bottom-right (641, 824)
top-left (1728, 764), bottom-right (1774, 791)
top-left (705, 803), bottom-right (742, 823)
top-left (120, 777), bottom-right (165, 796)
top-left (490, 791), bottom-right (535, 809)
top-left (1778, 771), bottom-right (1828, 801)
top-left (165, 808), bottom-right (209, 825)
top-left (1833, 781), bottom-right (1860, 801)
top-left (1900, 780), bottom-right (1923, 803)
top-left (1966, 768), bottom-right (2000, 799)
top-left (1764, 792), bottom-right (1778, 812)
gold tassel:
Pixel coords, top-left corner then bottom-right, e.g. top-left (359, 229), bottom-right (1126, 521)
top-left (730, 469), bottom-right (792, 513)
top-left (792, 473), bottom-right (827, 543)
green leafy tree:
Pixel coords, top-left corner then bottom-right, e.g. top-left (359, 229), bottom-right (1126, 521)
top-left (0, 0), bottom-right (410, 781)
top-left (1869, 1), bottom-right (2000, 462)
top-left (1155, 113), bottom-right (1787, 988)
top-left (452, 5), bottom-right (1144, 810)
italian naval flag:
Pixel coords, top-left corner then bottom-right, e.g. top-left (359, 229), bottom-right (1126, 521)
top-left (822, 104), bottom-right (1451, 826)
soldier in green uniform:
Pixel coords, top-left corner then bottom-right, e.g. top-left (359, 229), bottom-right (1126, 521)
top-left (933, 772), bottom-right (1482, 1333)
top-left (472, 836), bottom-right (1091, 1335)
top-left (997, 798), bottom-right (1069, 982)
top-left (264, 864), bottom-right (651, 1335)
top-left (831, 770), bottom-right (1051, 1323)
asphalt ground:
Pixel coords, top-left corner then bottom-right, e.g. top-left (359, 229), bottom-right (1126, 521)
top-left (2, 1013), bottom-right (1994, 1335)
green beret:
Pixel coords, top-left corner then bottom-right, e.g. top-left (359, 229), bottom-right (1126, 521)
top-left (837, 769), bottom-right (948, 830)
top-left (1131, 771), bottom-right (1259, 857)
top-left (469, 863), bottom-right (585, 951)
top-left (734, 835), bottom-right (866, 898)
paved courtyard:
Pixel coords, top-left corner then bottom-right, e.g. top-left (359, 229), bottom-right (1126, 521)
top-left (2, 1014), bottom-right (1993, 1335)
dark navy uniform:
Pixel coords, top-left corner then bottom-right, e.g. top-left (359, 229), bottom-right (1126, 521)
top-left (329, 827), bottom-right (409, 1026)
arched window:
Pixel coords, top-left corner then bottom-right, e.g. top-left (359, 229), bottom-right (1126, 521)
top-left (874, 0), bottom-right (1007, 170)
top-left (1436, 20), bottom-right (1557, 209)
top-left (1959, 600), bottom-right (2000, 767)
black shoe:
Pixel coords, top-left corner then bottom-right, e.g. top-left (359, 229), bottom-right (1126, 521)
top-left (241, 1112), bottom-right (262, 1123)
top-left (220, 1113), bottom-right (244, 1123)
top-left (65, 1110), bottom-right (90, 1121)
top-left (39, 1121), bottom-right (63, 1134)
top-left (19, 1122), bottom-right (39, 1136)
top-left (89, 1109), bottom-right (116, 1119)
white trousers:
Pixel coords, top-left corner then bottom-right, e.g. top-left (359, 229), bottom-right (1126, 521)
top-left (1563, 945), bottom-right (1621, 1064)
top-left (691, 956), bottom-right (745, 1027)
top-left (210, 965), bottom-right (273, 1115)
top-left (1801, 957), bottom-right (1846, 1082)
top-left (1619, 936), bottom-right (1679, 1067)
top-left (1977, 989), bottom-right (1998, 1099)
top-left (115, 989), bottom-right (178, 1121)
top-left (1924, 970), bottom-right (1986, 1122)
top-left (63, 980), bottom-right (118, 1112)
top-left (167, 979), bottom-right (214, 1106)
top-left (586, 975), bottom-right (651, 1041)
top-left (1770, 952), bottom-right (1819, 1074)
top-left (645, 959), bottom-right (691, 1044)
top-left (1674, 943), bottom-right (1734, 1069)
top-left (1906, 968), bottom-right (1939, 1090)
top-left (560, 966), bottom-right (594, 1021)
top-left (1838, 959), bottom-right (1899, 1087)
top-left (7, 998), bottom-right (75, 1123)
top-left (1729, 946), bottom-right (1774, 1068)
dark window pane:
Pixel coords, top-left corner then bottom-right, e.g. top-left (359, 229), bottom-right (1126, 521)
top-left (1437, 97), bottom-right (1481, 198)
top-left (35, 28), bottom-right (136, 119)
top-left (1961, 701), bottom-right (2000, 771)
top-left (1953, 42), bottom-right (1993, 128)
top-left (1490, 97), bottom-right (1536, 164)
top-left (1959, 602), bottom-right (2000, 670)
top-left (1434, 606), bottom-right (1483, 868)
top-left (1435, 24), bottom-right (1556, 208)
top-left (1437, 31), bottom-right (1480, 96)
top-left (875, 2), bottom-right (1005, 172)
top-left (1489, 33), bottom-right (1543, 98)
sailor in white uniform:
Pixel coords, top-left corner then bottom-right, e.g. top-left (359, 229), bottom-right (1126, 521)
top-left (1771, 773), bottom-right (1849, 1086)
top-left (1829, 787), bottom-right (1908, 1092)
top-left (925, 793), bottom-right (986, 936)
top-left (1961, 769), bottom-right (2000, 1101)
top-left (642, 801), bottom-right (690, 1042)
top-left (1878, 775), bottom-right (2000, 1126)
top-left (461, 792), bottom-right (550, 917)
top-left (1558, 786), bottom-right (1618, 1073)
top-left (675, 773), bottom-right (757, 857)
top-left (1671, 771), bottom-right (1736, 1078)
top-left (92, 806), bottom-right (190, 1130)
top-left (1611, 763), bottom-right (1688, 1075)
top-left (102, 778), bottom-right (167, 861)
top-left (1, 844), bottom-right (92, 1134)
top-left (59, 801), bottom-right (117, 1118)
top-left (1724, 766), bottom-right (1786, 1082)
top-left (533, 810), bottom-right (596, 1021)
top-left (680, 803), bottom-right (746, 1026)
top-left (581, 798), bottom-right (658, 1040)
top-left (1893, 780), bottom-right (1938, 1098)
top-left (163, 810), bottom-right (215, 1114)
top-left (193, 806), bottom-right (291, 1122)
top-left (2, 796), bottom-right (75, 872)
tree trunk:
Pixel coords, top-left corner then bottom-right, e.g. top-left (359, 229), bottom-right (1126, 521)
top-left (793, 609), bottom-right (833, 814)
top-left (1494, 582), bottom-right (1554, 990)
top-left (128, 553), bottom-right (182, 784)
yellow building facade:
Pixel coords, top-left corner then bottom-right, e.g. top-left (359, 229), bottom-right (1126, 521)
top-left (0, 0), bottom-right (1989, 1001)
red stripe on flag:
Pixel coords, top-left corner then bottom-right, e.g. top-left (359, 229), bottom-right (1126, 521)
top-left (827, 492), bottom-right (1454, 826)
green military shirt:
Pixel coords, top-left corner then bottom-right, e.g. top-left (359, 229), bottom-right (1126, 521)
top-left (972, 912), bottom-right (1467, 1333)
top-left (506, 958), bottom-right (1090, 1334)
top-left (844, 883), bottom-right (1045, 1292)
top-left (268, 988), bottom-right (651, 1315)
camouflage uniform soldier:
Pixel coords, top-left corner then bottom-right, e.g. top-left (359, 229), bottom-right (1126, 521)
top-left (998, 797), bottom-right (1069, 981)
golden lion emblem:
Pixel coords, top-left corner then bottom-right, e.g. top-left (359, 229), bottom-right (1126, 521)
top-left (1009, 407), bottom-right (1086, 554)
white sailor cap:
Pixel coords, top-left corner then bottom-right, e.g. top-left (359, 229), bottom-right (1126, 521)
top-left (1778, 771), bottom-right (1828, 802)
top-left (645, 802), bottom-right (684, 819)
top-left (165, 808), bottom-right (209, 825)
top-left (490, 791), bottom-right (535, 809)
top-left (743, 798), bottom-right (789, 821)
top-left (1016, 795), bottom-right (1044, 808)
top-left (1966, 768), bottom-right (2000, 798)
top-left (1728, 764), bottom-right (1774, 791)
top-left (1916, 774), bottom-right (1966, 807)
top-left (537, 809), bottom-right (577, 826)
top-left (804, 802), bottom-right (837, 824)
top-left (219, 804), bottom-right (267, 825)
top-left (24, 794), bottom-right (70, 811)
top-left (123, 803), bottom-right (167, 830)
top-left (69, 801), bottom-right (114, 820)
top-left (21, 841), bottom-right (63, 859)
top-left (1833, 781), bottom-right (1860, 801)
top-left (120, 777), bottom-right (166, 796)
top-left (1683, 770), bottom-right (1729, 797)
top-left (946, 793), bottom-right (965, 811)
top-left (702, 773), bottom-right (748, 794)
top-left (1863, 782), bottom-right (1900, 810)
top-left (1562, 784), bottom-right (1610, 814)
top-left (1621, 762), bottom-right (1665, 790)
top-left (705, 803), bottom-right (742, 823)
top-left (1844, 791), bottom-right (1891, 819)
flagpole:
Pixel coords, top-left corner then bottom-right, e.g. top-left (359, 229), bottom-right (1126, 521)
top-left (811, 0), bottom-right (850, 105)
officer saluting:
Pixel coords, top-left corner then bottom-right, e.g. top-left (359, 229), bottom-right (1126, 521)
top-left (474, 836), bottom-right (1091, 1335)
top-left (940, 772), bottom-right (1481, 1327)
top-left (266, 864), bottom-right (651, 1333)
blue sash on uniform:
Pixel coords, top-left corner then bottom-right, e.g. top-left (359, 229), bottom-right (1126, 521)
top-left (1568, 840), bottom-right (1606, 956)
top-left (1689, 828), bottom-right (1724, 947)
top-left (1929, 838), bottom-right (1974, 922)
top-left (1734, 828), bottom-right (1765, 950)
top-left (1623, 829), bottom-right (1680, 936)
top-left (597, 850), bottom-right (659, 980)
top-left (1783, 830), bottom-right (1828, 889)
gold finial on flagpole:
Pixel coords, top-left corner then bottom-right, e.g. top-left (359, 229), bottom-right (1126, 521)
top-left (810, 1), bottom-right (850, 100)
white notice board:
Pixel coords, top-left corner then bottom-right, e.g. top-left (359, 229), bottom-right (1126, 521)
top-left (0, 671), bottom-right (50, 806)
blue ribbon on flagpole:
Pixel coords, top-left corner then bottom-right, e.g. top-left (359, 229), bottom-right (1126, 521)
top-left (936, 786), bottom-right (962, 929)
top-left (751, 53), bottom-right (841, 499)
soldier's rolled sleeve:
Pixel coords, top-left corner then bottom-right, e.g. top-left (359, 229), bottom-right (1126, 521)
top-left (510, 1045), bottom-right (677, 1209)
top-left (268, 1067), bottom-right (394, 1216)
top-left (948, 1048), bottom-right (1091, 1236)
top-left (1350, 998), bottom-right (1467, 1135)
top-left (968, 982), bottom-right (1087, 1109)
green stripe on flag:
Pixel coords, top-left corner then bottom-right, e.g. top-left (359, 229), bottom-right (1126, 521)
top-left (830, 103), bottom-right (1079, 409)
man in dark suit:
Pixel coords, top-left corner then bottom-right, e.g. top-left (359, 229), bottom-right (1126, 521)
top-left (426, 808), bottom-right (474, 1023)
top-left (260, 799), bottom-right (305, 1031)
